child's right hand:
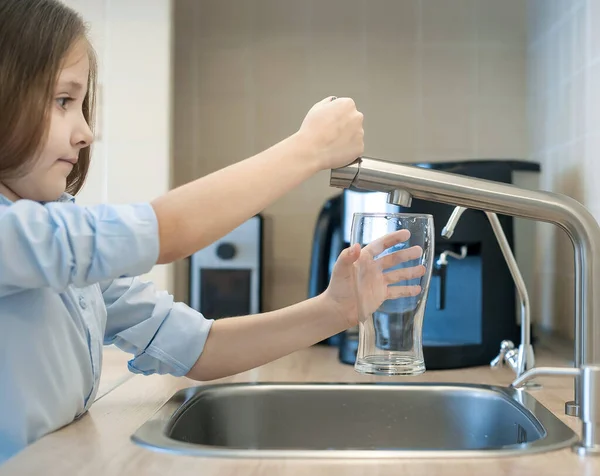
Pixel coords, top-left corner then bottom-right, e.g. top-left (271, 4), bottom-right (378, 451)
top-left (323, 229), bottom-right (427, 329)
top-left (298, 96), bottom-right (364, 171)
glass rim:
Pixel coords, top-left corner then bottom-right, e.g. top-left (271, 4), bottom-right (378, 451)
top-left (352, 212), bottom-right (433, 219)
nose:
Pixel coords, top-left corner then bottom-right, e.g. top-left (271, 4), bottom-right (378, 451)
top-left (71, 110), bottom-right (95, 149)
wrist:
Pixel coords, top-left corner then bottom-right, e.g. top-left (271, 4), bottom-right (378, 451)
top-left (317, 291), bottom-right (353, 335)
top-left (289, 130), bottom-right (326, 174)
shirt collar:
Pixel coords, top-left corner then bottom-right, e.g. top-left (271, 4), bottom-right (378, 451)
top-left (0, 192), bottom-right (75, 205)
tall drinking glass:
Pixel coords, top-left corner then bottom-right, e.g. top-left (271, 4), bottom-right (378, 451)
top-left (352, 213), bottom-right (434, 376)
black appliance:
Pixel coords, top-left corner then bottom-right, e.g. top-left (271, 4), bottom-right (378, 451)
top-left (189, 215), bottom-right (263, 319)
top-left (308, 160), bottom-right (540, 370)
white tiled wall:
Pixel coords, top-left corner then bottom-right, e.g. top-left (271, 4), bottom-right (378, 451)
top-left (174, 0), bottom-right (530, 309)
top-left (527, 0), bottom-right (595, 339)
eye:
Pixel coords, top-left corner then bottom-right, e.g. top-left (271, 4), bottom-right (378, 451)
top-left (56, 97), bottom-right (73, 109)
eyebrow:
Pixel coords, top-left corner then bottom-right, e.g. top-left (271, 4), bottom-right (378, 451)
top-left (56, 80), bottom-right (86, 92)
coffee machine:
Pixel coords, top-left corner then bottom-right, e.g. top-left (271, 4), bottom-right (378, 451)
top-left (308, 160), bottom-right (540, 370)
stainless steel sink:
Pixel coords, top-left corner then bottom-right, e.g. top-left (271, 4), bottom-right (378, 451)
top-left (131, 382), bottom-right (578, 458)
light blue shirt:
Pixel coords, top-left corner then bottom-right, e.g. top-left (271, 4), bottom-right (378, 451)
top-left (0, 193), bottom-right (213, 464)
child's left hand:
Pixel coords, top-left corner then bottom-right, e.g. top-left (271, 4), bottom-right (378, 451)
top-left (324, 229), bottom-right (427, 328)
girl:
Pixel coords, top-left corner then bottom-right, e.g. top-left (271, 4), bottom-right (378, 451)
top-left (0, 0), bottom-right (426, 463)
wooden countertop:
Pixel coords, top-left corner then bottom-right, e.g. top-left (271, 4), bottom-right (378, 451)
top-left (1, 344), bottom-right (598, 476)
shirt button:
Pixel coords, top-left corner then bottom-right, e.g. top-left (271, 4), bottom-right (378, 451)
top-left (79, 296), bottom-right (87, 310)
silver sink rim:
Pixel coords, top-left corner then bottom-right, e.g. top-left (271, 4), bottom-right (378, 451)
top-left (130, 382), bottom-right (579, 459)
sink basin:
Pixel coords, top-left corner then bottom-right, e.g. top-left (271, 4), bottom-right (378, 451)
top-left (131, 382), bottom-right (578, 458)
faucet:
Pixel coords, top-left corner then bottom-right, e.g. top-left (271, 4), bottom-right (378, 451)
top-left (330, 157), bottom-right (600, 421)
top-left (441, 206), bottom-right (536, 382)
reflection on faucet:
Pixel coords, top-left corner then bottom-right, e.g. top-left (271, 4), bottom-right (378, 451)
top-left (431, 246), bottom-right (467, 310)
top-left (441, 206), bottom-right (536, 383)
top-left (330, 156), bottom-right (600, 420)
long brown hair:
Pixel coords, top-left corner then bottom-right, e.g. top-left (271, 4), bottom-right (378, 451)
top-left (0, 0), bottom-right (97, 195)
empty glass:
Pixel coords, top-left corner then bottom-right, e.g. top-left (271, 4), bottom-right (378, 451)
top-left (352, 213), bottom-right (434, 376)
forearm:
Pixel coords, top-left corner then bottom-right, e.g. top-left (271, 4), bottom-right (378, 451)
top-left (152, 132), bottom-right (319, 264)
top-left (185, 294), bottom-right (347, 381)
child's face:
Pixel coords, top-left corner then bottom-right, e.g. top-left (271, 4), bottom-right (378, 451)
top-left (0, 40), bottom-right (94, 202)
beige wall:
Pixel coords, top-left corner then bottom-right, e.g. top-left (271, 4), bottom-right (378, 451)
top-left (527, 0), bottom-right (593, 340)
top-left (173, 0), bottom-right (529, 311)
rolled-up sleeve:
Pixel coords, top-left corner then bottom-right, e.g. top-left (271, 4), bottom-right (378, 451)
top-left (0, 200), bottom-right (159, 297)
top-left (102, 277), bottom-right (214, 376)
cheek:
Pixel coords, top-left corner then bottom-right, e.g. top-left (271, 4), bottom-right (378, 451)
top-left (33, 146), bottom-right (60, 171)
top-left (40, 112), bottom-right (66, 157)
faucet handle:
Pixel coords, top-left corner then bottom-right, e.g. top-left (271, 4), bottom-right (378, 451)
top-left (510, 365), bottom-right (600, 456)
top-left (491, 340), bottom-right (517, 370)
